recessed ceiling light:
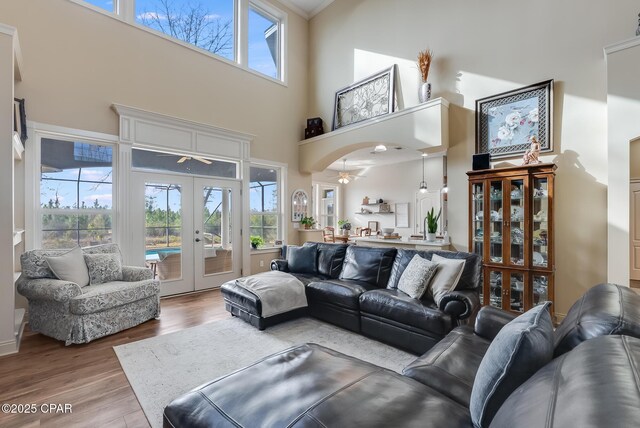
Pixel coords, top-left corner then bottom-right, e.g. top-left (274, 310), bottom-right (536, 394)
top-left (374, 144), bottom-right (387, 152)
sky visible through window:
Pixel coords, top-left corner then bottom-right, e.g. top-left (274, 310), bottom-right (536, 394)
top-left (248, 7), bottom-right (278, 78)
top-left (135, 0), bottom-right (235, 60)
top-left (84, 0), bottom-right (114, 12)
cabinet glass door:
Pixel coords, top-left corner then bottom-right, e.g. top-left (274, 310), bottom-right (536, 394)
top-left (532, 273), bottom-right (549, 306)
top-left (489, 180), bottom-right (503, 264)
top-left (488, 270), bottom-right (503, 308)
top-left (471, 181), bottom-right (484, 258)
top-left (509, 272), bottom-right (525, 313)
top-left (532, 177), bottom-right (549, 268)
top-left (508, 179), bottom-right (525, 266)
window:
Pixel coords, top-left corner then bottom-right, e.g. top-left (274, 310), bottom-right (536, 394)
top-left (132, 148), bottom-right (237, 178)
top-left (82, 0), bottom-right (116, 13)
top-left (248, 4), bottom-right (279, 79)
top-left (40, 138), bottom-right (114, 249)
top-left (135, 0), bottom-right (235, 61)
top-left (249, 165), bottom-right (280, 246)
top-left (315, 184), bottom-right (337, 229)
top-left (75, 0), bottom-right (285, 82)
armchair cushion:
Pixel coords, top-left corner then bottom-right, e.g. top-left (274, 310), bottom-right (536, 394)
top-left (45, 246), bottom-right (90, 287)
top-left (84, 253), bottom-right (123, 285)
top-left (122, 266), bottom-right (153, 282)
top-left (470, 302), bottom-right (554, 428)
top-left (69, 280), bottom-right (160, 315)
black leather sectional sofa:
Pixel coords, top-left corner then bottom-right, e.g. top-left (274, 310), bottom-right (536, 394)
top-left (165, 283), bottom-right (640, 428)
top-left (225, 242), bottom-right (482, 354)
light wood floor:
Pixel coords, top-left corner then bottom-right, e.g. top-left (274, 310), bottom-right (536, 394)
top-left (0, 289), bottom-right (229, 428)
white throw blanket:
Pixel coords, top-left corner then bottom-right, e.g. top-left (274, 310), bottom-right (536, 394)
top-left (234, 271), bottom-right (307, 317)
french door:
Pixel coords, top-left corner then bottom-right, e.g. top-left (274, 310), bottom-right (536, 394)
top-left (131, 172), bottom-right (241, 296)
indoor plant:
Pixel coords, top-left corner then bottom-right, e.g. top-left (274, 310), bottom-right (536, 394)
top-left (425, 207), bottom-right (441, 242)
top-left (250, 235), bottom-right (264, 249)
top-left (338, 219), bottom-right (352, 236)
top-left (300, 216), bottom-right (316, 230)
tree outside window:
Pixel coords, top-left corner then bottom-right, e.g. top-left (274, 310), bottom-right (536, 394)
top-left (249, 166), bottom-right (279, 246)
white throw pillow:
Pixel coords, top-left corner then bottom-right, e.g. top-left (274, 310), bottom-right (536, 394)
top-left (45, 246), bottom-right (90, 287)
top-left (397, 254), bottom-right (439, 299)
top-left (428, 254), bottom-right (466, 305)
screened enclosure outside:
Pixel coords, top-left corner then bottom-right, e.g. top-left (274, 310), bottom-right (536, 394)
top-left (40, 138), bottom-right (114, 249)
top-left (249, 166), bottom-right (279, 246)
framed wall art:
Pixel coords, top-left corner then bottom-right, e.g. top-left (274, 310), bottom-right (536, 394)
top-left (476, 79), bottom-right (553, 159)
top-left (332, 65), bottom-right (396, 130)
top-left (291, 189), bottom-right (309, 222)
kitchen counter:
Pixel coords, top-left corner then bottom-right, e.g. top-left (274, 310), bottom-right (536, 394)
top-left (353, 236), bottom-right (450, 250)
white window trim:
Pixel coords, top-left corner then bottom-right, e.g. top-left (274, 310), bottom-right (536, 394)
top-left (312, 181), bottom-right (340, 229)
top-left (25, 121), bottom-right (119, 251)
top-left (249, 158), bottom-right (287, 247)
top-left (66, 0), bottom-right (287, 85)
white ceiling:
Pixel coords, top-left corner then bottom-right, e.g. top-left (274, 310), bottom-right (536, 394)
top-left (326, 146), bottom-right (425, 171)
top-left (278, 0), bottom-right (334, 19)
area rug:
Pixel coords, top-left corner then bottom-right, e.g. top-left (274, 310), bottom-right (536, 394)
top-left (114, 317), bottom-right (415, 427)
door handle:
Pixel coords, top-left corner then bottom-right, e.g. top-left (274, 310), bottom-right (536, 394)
top-left (195, 238), bottom-right (201, 243)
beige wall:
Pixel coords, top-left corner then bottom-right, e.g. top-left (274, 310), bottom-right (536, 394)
top-left (250, 249), bottom-right (281, 274)
top-left (631, 139), bottom-right (640, 179)
top-left (308, 0), bottom-right (639, 316)
top-left (0, 0), bottom-right (310, 245)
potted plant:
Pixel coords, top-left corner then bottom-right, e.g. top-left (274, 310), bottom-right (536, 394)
top-left (425, 208), bottom-right (441, 242)
top-left (337, 219), bottom-right (351, 236)
top-left (250, 235), bottom-right (264, 249)
top-left (300, 216), bottom-right (316, 230)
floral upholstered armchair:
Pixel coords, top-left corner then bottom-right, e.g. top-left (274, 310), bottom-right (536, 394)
top-left (17, 244), bottom-right (160, 345)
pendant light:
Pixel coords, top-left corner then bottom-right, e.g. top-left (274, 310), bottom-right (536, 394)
top-left (419, 153), bottom-right (428, 193)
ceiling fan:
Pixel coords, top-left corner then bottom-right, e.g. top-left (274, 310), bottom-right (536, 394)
top-left (330, 159), bottom-right (365, 184)
top-left (176, 155), bottom-right (212, 165)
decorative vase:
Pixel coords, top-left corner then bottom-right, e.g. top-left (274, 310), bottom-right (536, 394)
top-left (426, 232), bottom-right (436, 242)
top-left (251, 243), bottom-right (258, 249)
top-left (418, 82), bottom-right (431, 103)
top-left (304, 224), bottom-right (311, 230)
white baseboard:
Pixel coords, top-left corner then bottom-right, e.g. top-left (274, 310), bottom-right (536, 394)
top-left (0, 338), bottom-right (17, 356)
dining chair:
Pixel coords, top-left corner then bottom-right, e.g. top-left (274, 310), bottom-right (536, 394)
top-left (323, 227), bottom-right (335, 242)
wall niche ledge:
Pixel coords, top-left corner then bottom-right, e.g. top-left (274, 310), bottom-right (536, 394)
top-left (299, 97), bottom-right (449, 173)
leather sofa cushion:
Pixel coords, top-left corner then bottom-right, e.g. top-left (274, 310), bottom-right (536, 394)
top-left (339, 245), bottom-right (397, 287)
top-left (163, 343), bottom-right (473, 428)
top-left (306, 279), bottom-right (377, 310)
top-left (553, 283), bottom-right (640, 356)
top-left (403, 326), bottom-right (491, 408)
top-left (490, 335), bottom-right (640, 428)
top-left (287, 244), bottom-right (318, 274)
top-left (290, 273), bottom-right (331, 286)
top-left (387, 249), bottom-right (481, 291)
top-left (470, 302), bottom-right (554, 428)
top-left (305, 242), bottom-right (349, 279)
top-left (359, 289), bottom-right (454, 335)
top-left (69, 280), bottom-right (160, 315)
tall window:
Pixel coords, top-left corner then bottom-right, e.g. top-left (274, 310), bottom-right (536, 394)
top-left (40, 138), bottom-right (114, 249)
top-left (249, 165), bottom-right (279, 246)
top-left (135, 0), bottom-right (235, 61)
top-left (248, 4), bottom-right (279, 79)
top-left (75, 0), bottom-right (285, 81)
top-left (316, 185), bottom-right (337, 228)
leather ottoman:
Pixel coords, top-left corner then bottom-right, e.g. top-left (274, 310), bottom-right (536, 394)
top-left (163, 343), bottom-right (471, 428)
top-left (221, 278), bottom-right (308, 330)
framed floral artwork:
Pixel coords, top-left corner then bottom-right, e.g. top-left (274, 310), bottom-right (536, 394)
top-left (476, 80), bottom-right (553, 159)
top-left (332, 65), bottom-right (396, 130)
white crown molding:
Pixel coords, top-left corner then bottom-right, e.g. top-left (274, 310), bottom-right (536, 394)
top-left (604, 36), bottom-right (640, 56)
top-left (309, 0), bottom-right (335, 18)
top-left (275, 0), bottom-right (334, 19)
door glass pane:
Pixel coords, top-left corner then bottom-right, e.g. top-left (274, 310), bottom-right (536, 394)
top-left (489, 270), bottom-right (503, 308)
top-left (533, 274), bottom-right (549, 306)
top-left (533, 177), bottom-right (549, 268)
top-left (145, 183), bottom-right (182, 281)
top-left (202, 187), bottom-right (233, 275)
top-left (132, 149), bottom-right (237, 179)
top-left (472, 182), bottom-right (484, 257)
top-left (510, 272), bottom-right (525, 313)
top-left (489, 181), bottom-right (503, 263)
top-left (509, 179), bottom-right (525, 265)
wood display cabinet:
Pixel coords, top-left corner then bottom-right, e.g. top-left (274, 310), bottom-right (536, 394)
top-left (467, 163), bottom-right (556, 317)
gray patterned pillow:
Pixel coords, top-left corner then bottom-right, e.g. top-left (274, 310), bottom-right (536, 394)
top-left (84, 253), bottom-right (123, 285)
top-left (397, 254), bottom-right (439, 299)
